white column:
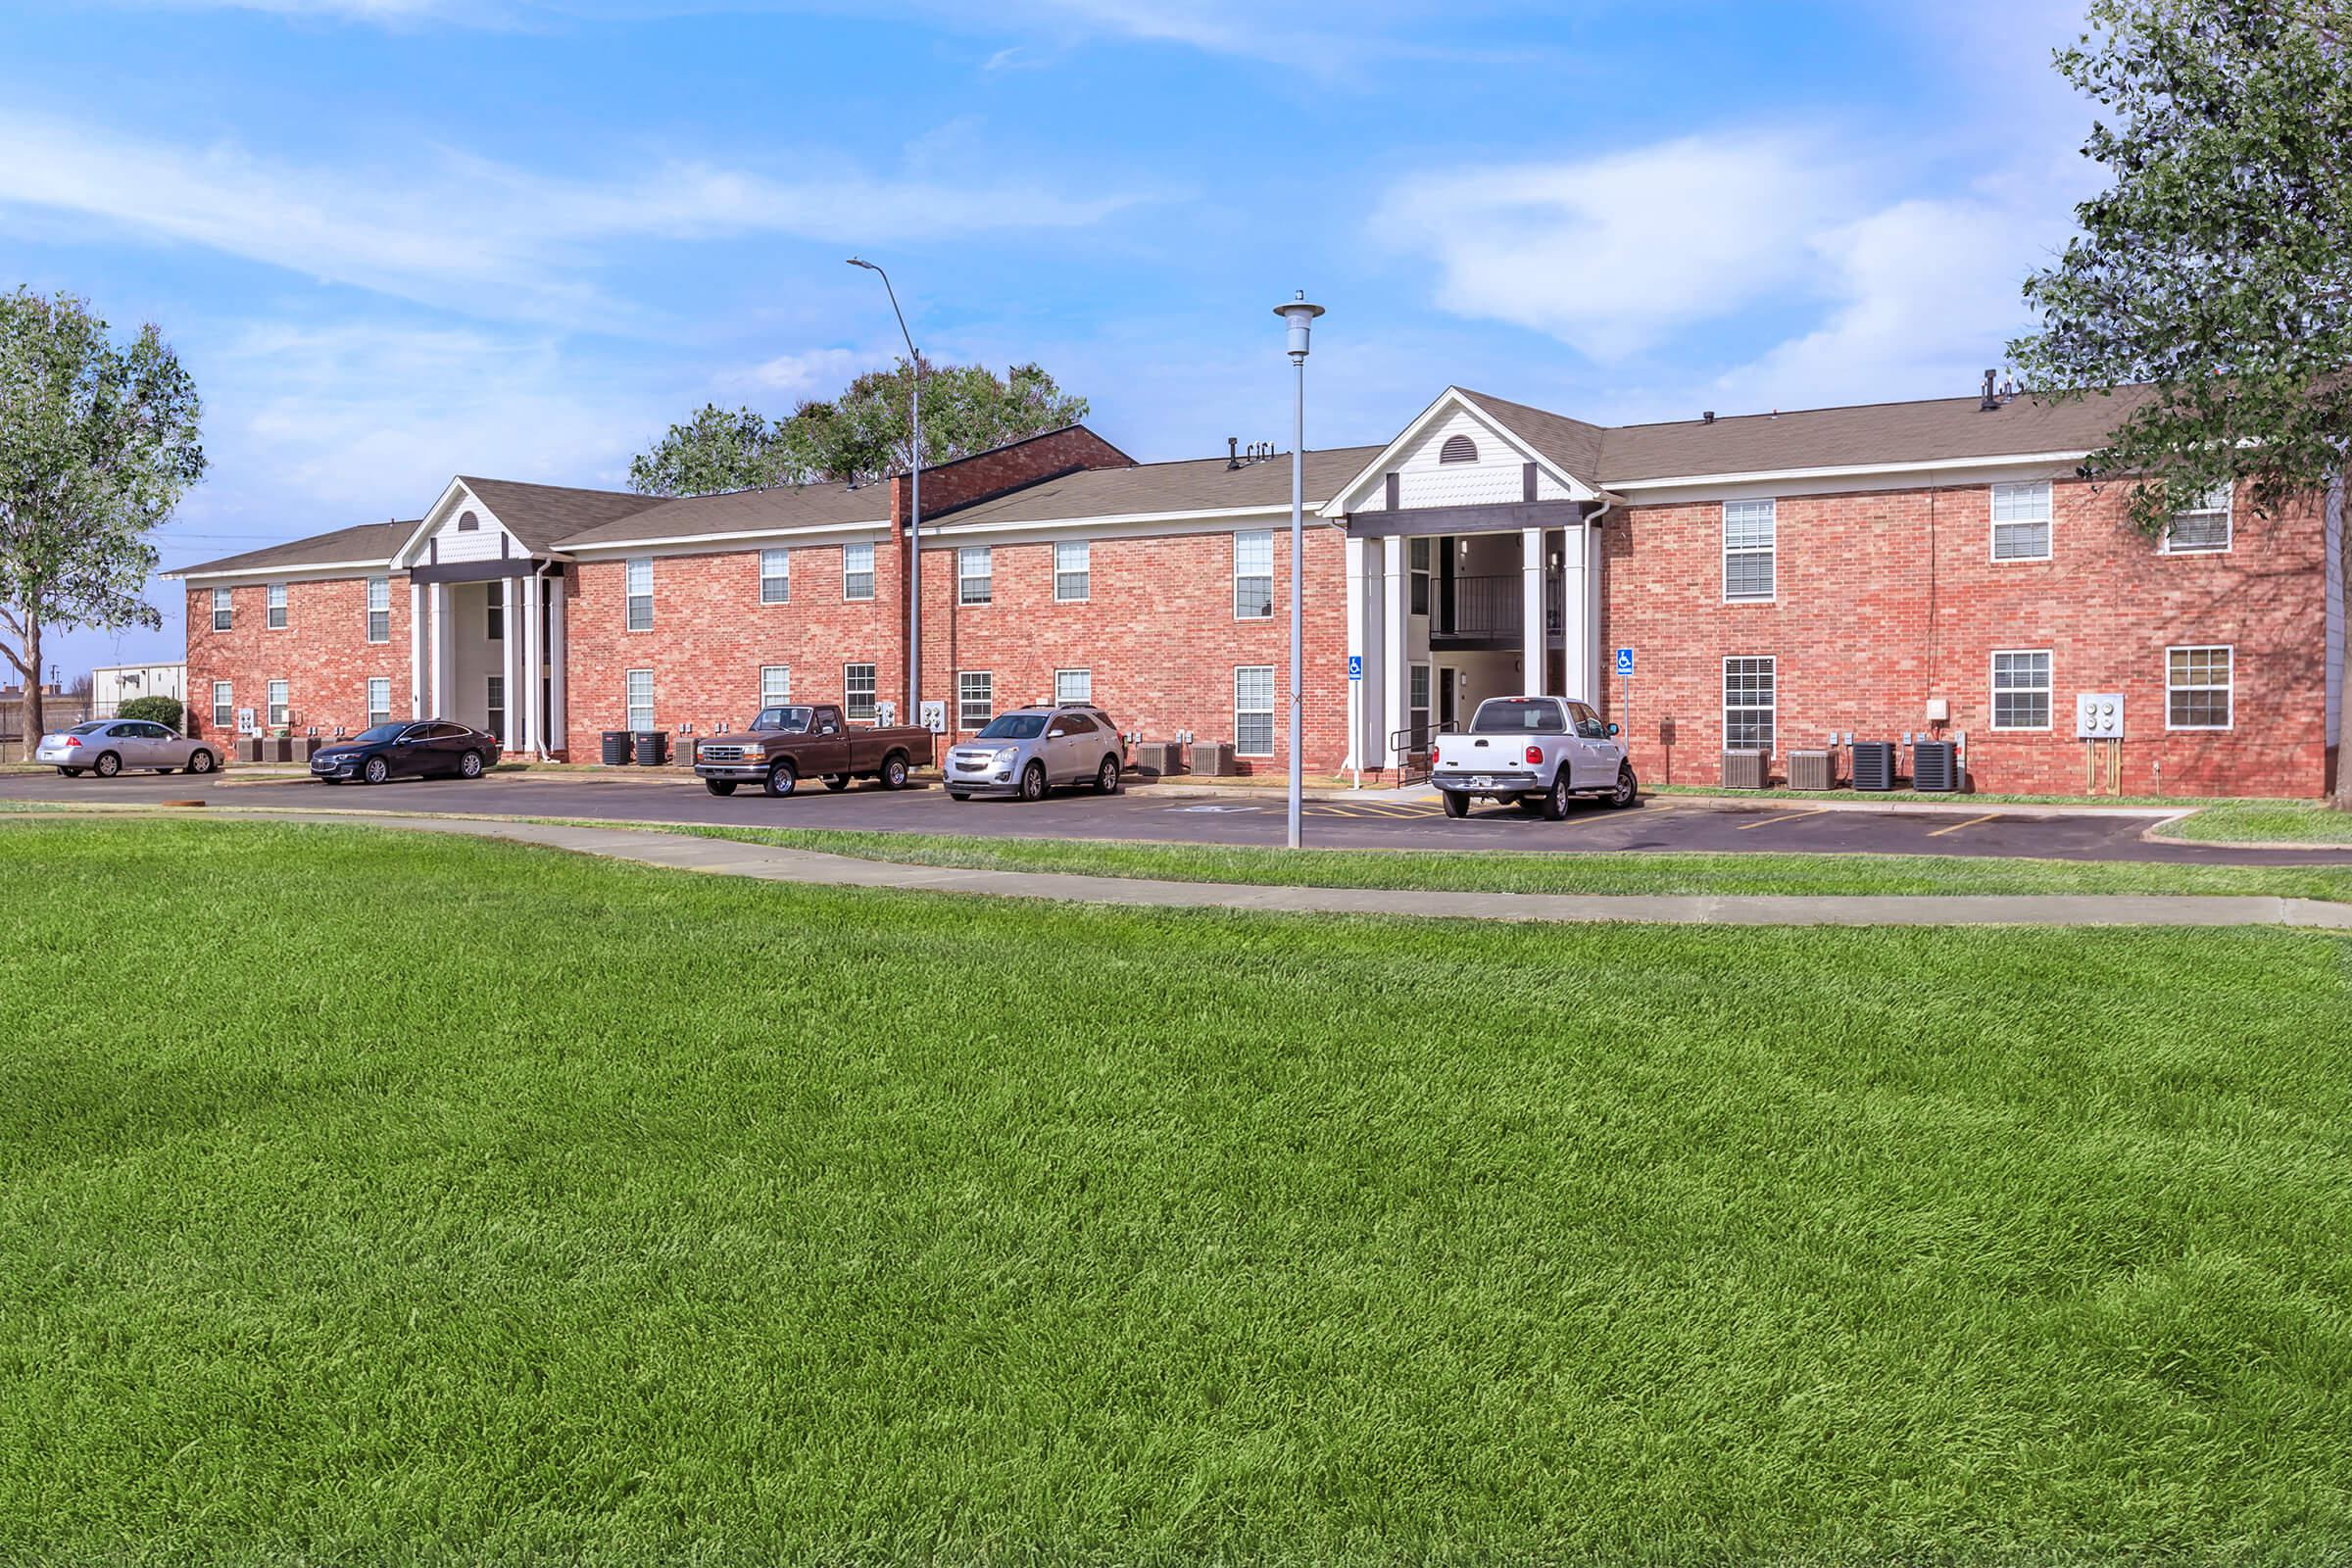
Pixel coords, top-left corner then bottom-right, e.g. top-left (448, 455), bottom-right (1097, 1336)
top-left (521, 571), bottom-right (544, 757)
top-left (1381, 533), bottom-right (1409, 766)
top-left (1521, 525), bottom-right (1546, 697)
top-left (1344, 533), bottom-right (1369, 775)
top-left (548, 576), bottom-right (569, 758)
top-left (408, 578), bottom-right (426, 718)
top-left (500, 575), bottom-right (520, 747)
top-left (1559, 522), bottom-right (1600, 707)
top-left (428, 582), bottom-right (452, 717)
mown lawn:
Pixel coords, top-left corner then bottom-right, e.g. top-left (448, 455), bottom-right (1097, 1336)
top-left (628, 819), bottom-right (2352, 903)
top-left (4, 818), bottom-right (2352, 1567)
top-left (2160, 800), bottom-right (2352, 846)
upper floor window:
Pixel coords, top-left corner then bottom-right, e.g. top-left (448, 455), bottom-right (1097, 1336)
top-left (625, 558), bottom-right (653, 631)
top-left (267, 582), bottom-right (288, 629)
top-left (958, 546), bottom-right (992, 606)
top-left (1990, 481), bottom-right (2053, 562)
top-left (1054, 540), bottom-right (1091, 602)
top-left (366, 576), bottom-right (390, 643)
top-left (212, 586), bottom-right (233, 631)
top-left (486, 586), bottom-right (504, 642)
top-left (1235, 530), bottom-right (1273, 619)
top-left (760, 548), bottom-right (791, 604)
top-left (1723, 500), bottom-right (1776, 601)
top-left (844, 543), bottom-right (875, 602)
top-left (2164, 481), bottom-right (2232, 554)
top-left (1410, 538), bottom-right (1432, 616)
top-left (1439, 433), bottom-right (1479, 464)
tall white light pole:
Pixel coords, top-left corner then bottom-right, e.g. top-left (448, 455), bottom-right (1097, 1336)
top-left (849, 258), bottom-right (922, 720)
top-left (1274, 291), bottom-right (1324, 851)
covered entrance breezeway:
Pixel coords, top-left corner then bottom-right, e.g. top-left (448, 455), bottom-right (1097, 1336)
top-left (394, 480), bottom-right (570, 759)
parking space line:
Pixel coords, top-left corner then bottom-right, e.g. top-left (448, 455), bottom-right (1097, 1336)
top-left (1737, 807), bottom-right (1832, 831)
top-left (1926, 811), bottom-right (2002, 838)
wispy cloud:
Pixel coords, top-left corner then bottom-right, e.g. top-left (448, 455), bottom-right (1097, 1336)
top-left (0, 111), bottom-right (1147, 325)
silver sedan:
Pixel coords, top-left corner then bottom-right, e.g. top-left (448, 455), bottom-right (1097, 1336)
top-left (34, 719), bottom-right (222, 778)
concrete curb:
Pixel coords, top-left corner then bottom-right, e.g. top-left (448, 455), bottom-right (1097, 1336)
top-left (24, 807), bottom-right (2348, 930)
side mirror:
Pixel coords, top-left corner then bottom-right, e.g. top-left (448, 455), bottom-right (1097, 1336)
top-left (1607, 722), bottom-right (1621, 737)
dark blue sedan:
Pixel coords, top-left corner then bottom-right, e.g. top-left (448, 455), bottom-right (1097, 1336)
top-left (311, 719), bottom-right (503, 785)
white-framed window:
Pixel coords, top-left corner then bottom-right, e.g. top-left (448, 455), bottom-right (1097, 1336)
top-left (1990, 480), bottom-right (2053, 562)
top-left (486, 674), bottom-right (507, 744)
top-left (1723, 657), bottom-right (1775, 752)
top-left (843, 662), bottom-right (877, 721)
top-left (366, 576), bottom-right (390, 643)
top-left (1234, 665), bottom-right (1275, 757)
top-left (1408, 662), bottom-right (1431, 748)
top-left (625, 668), bottom-right (655, 731)
top-left (844, 543), bottom-right (875, 602)
top-left (1234, 530), bottom-right (1273, 619)
top-left (957, 546), bottom-right (993, 606)
top-left (486, 587), bottom-right (504, 642)
top-left (367, 677), bottom-right (391, 727)
top-left (1054, 539), bottom-right (1091, 602)
top-left (624, 557), bottom-right (654, 631)
top-left (212, 586), bottom-right (233, 631)
top-left (1724, 499), bottom-right (1777, 601)
top-left (266, 679), bottom-right (289, 728)
top-left (2164, 481), bottom-right (2232, 554)
top-left (1054, 668), bottom-right (1093, 706)
top-left (1410, 538), bottom-right (1432, 616)
top-left (958, 670), bottom-right (993, 731)
top-left (2167, 645), bottom-right (2233, 730)
top-left (212, 680), bottom-right (232, 730)
top-left (267, 581), bottom-right (288, 630)
top-left (760, 665), bottom-right (792, 708)
top-left (759, 548), bottom-right (791, 604)
top-left (1989, 649), bottom-right (2052, 730)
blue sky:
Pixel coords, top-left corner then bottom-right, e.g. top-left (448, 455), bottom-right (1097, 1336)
top-left (1, 0), bottom-right (2099, 675)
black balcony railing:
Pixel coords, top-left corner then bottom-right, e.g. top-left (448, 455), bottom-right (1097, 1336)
top-left (1430, 573), bottom-right (1565, 640)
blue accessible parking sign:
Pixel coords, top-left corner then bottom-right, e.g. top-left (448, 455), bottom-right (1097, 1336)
top-left (1348, 655), bottom-right (1362, 681)
top-left (1616, 647), bottom-right (1635, 676)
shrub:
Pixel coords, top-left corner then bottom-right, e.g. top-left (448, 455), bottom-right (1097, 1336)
top-left (117, 695), bottom-right (183, 731)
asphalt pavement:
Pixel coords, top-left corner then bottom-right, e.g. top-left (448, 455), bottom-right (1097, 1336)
top-left (3, 764), bottom-right (2346, 867)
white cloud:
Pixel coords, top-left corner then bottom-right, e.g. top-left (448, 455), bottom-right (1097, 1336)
top-left (1378, 133), bottom-right (1856, 362)
top-left (731, 346), bottom-right (868, 396)
top-left (0, 111), bottom-right (1145, 326)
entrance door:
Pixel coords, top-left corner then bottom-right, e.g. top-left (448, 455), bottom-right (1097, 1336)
top-left (1436, 666), bottom-right (1458, 735)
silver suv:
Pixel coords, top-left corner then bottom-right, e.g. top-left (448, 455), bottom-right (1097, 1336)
top-left (944, 704), bottom-right (1124, 802)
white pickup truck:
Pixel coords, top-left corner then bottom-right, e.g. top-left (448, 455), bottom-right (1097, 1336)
top-left (1430, 695), bottom-right (1638, 819)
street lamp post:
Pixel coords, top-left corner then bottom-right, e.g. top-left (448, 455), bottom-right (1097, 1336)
top-left (848, 258), bottom-right (922, 722)
top-left (1273, 291), bottom-right (1324, 851)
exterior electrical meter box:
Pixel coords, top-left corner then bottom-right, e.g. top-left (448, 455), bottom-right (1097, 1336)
top-left (2076, 693), bottom-right (2126, 739)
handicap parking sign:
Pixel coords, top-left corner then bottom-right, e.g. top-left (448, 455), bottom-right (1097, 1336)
top-left (1347, 655), bottom-right (1362, 681)
top-left (1615, 647), bottom-right (1635, 675)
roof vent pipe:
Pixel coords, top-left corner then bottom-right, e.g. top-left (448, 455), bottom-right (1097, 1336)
top-left (1701, 411), bottom-right (1715, 424)
top-left (1980, 368), bottom-right (1999, 412)
top-left (1228, 436), bottom-right (1241, 469)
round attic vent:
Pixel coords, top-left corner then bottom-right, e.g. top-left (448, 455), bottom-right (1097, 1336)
top-left (1439, 434), bottom-right (1479, 464)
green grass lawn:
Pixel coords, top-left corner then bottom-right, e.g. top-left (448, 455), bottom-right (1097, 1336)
top-left (2159, 800), bottom-right (2352, 846)
top-left (612, 819), bottom-right (2352, 904)
top-left (5, 818), bottom-right (2352, 1566)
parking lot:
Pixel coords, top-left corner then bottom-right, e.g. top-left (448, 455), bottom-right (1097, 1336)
top-left (3, 764), bottom-right (2345, 867)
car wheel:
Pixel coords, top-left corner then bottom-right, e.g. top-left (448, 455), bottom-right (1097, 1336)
top-left (764, 761), bottom-right (797, 798)
top-left (823, 774), bottom-right (851, 792)
top-left (188, 749), bottom-right (216, 775)
top-left (1542, 772), bottom-right (1573, 820)
top-left (363, 756), bottom-right (391, 785)
top-left (879, 754), bottom-right (909, 790)
top-left (1095, 756), bottom-right (1120, 794)
top-left (457, 750), bottom-right (483, 779)
top-left (1441, 790), bottom-right (1470, 818)
top-left (1018, 761), bottom-right (1049, 802)
top-left (705, 778), bottom-right (738, 797)
top-left (948, 790), bottom-right (971, 801)
top-left (94, 751), bottom-right (122, 778)
top-left (1608, 764), bottom-right (1639, 808)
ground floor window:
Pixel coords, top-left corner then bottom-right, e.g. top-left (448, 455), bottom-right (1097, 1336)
top-left (1723, 657), bottom-right (1774, 752)
top-left (626, 668), bottom-right (654, 731)
top-left (1054, 668), bottom-right (1092, 706)
top-left (267, 679), bottom-right (289, 728)
top-left (487, 675), bottom-right (507, 743)
top-left (1989, 650), bottom-right (2052, 730)
top-left (2167, 645), bottom-right (2233, 729)
top-left (212, 681), bottom-right (232, 731)
top-left (844, 662), bottom-right (877, 721)
top-left (958, 670), bottom-right (993, 731)
top-left (367, 678), bottom-right (391, 728)
top-left (760, 665), bottom-right (791, 708)
top-left (1409, 662), bottom-right (1431, 749)
top-left (1235, 665), bottom-right (1275, 756)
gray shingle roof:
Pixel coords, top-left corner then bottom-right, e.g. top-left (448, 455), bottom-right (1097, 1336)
top-left (457, 477), bottom-right (663, 552)
top-left (551, 479), bottom-right (887, 550)
top-left (934, 446), bottom-right (1388, 529)
top-left (171, 519), bottom-right (416, 578)
top-left (1455, 390), bottom-right (1608, 485)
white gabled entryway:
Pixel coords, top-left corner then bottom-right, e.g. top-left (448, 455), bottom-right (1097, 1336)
top-left (391, 480), bottom-right (564, 758)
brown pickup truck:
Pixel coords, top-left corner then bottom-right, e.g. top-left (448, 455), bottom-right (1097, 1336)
top-left (693, 703), bottom-right (935, 798)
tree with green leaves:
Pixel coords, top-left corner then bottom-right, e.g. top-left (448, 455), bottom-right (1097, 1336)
top-left (0, 288), bottom-right (206, 746)
top-left (2009, 0), bottom-right (2352, 808)
top-left (628, 358), bottom-right (1088, 497)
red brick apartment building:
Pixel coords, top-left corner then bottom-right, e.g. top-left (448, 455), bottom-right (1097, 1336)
top-left (172, 384), bottom-right (2345, 798)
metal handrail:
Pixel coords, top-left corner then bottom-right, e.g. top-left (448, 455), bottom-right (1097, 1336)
top-left (1430, 574), bottom-right (1567, 639)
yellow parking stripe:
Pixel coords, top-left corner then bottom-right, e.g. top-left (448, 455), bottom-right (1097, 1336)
top-left (1737, 807), bottom-right (1832, 831)
top-left (1925, 811), bottom-right (2002, 838)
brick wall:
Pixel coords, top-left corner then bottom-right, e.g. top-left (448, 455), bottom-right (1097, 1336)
top-left (887, 426), bottom-right (1132, 528)
top-left (1598, 478), bottom-right (2330, 797)
top-left (917, 523), bottom-right (1349, 773)
top-left (183, 576), bottom-right (411, 741)
top-left (561, 541), bottom-right (905, 753)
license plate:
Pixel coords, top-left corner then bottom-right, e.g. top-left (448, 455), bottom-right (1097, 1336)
top-left (1470, 775), bottom-right (1493, 789)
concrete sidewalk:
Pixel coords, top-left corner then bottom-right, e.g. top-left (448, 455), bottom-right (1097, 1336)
top-left (49, 808), bottom-right (2350, 930)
